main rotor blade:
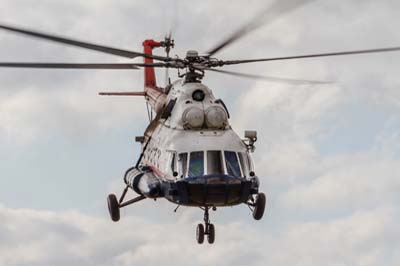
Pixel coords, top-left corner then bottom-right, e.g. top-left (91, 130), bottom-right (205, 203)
top-left (206, 68), bottom-right (332, 85)
top-left (0, 63), bottom-right (139, 69)
top-left (205, 0), bottom-right (314, 56)
top-left (222, 46), bottom-right (400, 65)
top-left (0, 63), bottom-right (169, 69)
top-left (0, 24), bottom-right (170, 61)
top-left (99, 91), bottom-right (146, 96)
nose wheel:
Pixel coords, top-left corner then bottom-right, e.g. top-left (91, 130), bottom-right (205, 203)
top-left (196, 207), bottom-right (215, 244)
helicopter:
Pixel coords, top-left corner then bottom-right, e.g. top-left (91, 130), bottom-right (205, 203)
top-left (1, 0), bottom-right (400, 245)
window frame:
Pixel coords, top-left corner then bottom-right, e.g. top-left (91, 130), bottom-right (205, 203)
top-left (178, 152), bottom-right (189, 178)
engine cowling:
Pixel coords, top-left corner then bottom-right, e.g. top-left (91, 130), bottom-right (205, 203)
top-left (205, 105), bottom-right (228, 129)
top-left (182, 106), bottom-right (205, 129)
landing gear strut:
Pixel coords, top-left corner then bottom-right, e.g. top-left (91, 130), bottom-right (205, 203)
top-left (196, 207), bottom-right (215, 244)
top-left (107, 185), bottom-right (146, 222)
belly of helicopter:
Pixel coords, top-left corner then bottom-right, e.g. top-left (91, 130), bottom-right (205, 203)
top-left (167, 174), bottom-right (254, 207)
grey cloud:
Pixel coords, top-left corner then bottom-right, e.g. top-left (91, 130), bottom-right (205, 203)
top-left (0, 204), bottom-right (399, 266)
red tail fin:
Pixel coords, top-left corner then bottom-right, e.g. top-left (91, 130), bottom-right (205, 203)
top-left (142, 39), bottom-right (167, 113)
top-left (142, 40), bottom-right (162, 89)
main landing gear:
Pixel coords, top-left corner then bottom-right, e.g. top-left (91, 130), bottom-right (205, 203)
top-left (196, 206), bottom-right (216, 244)
top-left (107, 185), bottom-right (146, 222)
top-left (248, 192), bottom-right (266, 220)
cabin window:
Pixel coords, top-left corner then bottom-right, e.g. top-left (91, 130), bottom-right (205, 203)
top-left (188, 151), bottom-right (204, 177)
top-left (178, 153), bottom-right (188, 177)
top-left (238, 152), bottom-right (249, 177)
top-left (207, 150), bottom-right (223, 175)
top-left (224, 151), bottom-right (241, 177)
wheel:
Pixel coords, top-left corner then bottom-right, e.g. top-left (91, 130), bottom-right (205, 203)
top-left (196, 224), bottom-right (205, 244)
top-left (252, 192), bottom-right (266, 220)
top-left (207, 224), bottom-right (215, 244)
top-left (107, 194), bottom-right (120, 222)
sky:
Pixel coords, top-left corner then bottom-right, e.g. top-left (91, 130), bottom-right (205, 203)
top-left (0, 0), bottom-right (399, 265)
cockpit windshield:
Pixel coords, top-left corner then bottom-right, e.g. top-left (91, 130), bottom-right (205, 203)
top-left (178, 150), bottom-right (250, 178)
top-left (188, 151), bottom-right (204, 177)
top-left (224, 151), bottom-right (242, 177)
top-left (238, 152), bottom-right (250, 177)
top-left (207, 150), bottom-right (224, 175)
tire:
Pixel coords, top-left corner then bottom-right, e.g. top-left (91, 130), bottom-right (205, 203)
top-left (107, 194), bottom-right (120, 222)
top-left (196, 224), bottom-right (205, 244)
top-left (252, 192), bottom-right (266, 220)
top-left (207, 224), bottom-right (215, 244)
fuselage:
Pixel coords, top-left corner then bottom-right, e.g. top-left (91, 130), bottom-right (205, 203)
top-left (120, 40), bottom-right (260, 207)
top-left (130, 80), bottom-right (259, 207)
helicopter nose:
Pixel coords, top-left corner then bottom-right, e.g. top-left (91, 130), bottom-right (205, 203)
top-left (175, 174), bottom-right (254, 206)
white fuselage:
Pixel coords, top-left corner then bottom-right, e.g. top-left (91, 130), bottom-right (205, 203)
top-left (140, 80), bottom-right (254, 182)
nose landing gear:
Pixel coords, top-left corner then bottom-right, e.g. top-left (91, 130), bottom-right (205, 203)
top-left (196, 206), bottom-right (216, 244)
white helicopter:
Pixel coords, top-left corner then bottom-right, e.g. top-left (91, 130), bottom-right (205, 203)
top-left (1, 0), bottom-right (400, 245)
top-left (102, 39), bottom-right (266, 245)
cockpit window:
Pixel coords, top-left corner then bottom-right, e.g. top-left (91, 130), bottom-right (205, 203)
top-left (189, 151), bottom-right (204, 177)
top-left (238, 152), bottom-right (249, 177)
top-left (178, 153), bottom-right (188, 177)
top-left (224, 151), bottom-right (241, 177)
top-left (207, 150), bottom-right (223, 175)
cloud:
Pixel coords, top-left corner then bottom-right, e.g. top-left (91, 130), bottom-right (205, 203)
top-left (0, 203), bottom-right (399, 266)
top-left (280, 154), bottom-right (400, 213)
top-left (0, 83), bottom-right (147, 143)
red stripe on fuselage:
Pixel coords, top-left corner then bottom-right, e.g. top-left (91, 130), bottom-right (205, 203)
top-left (146, 164), bottom-right (174, 181)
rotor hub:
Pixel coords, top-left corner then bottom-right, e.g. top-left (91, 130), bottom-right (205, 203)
top-left (186, 50), bottom-right (199, 61)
